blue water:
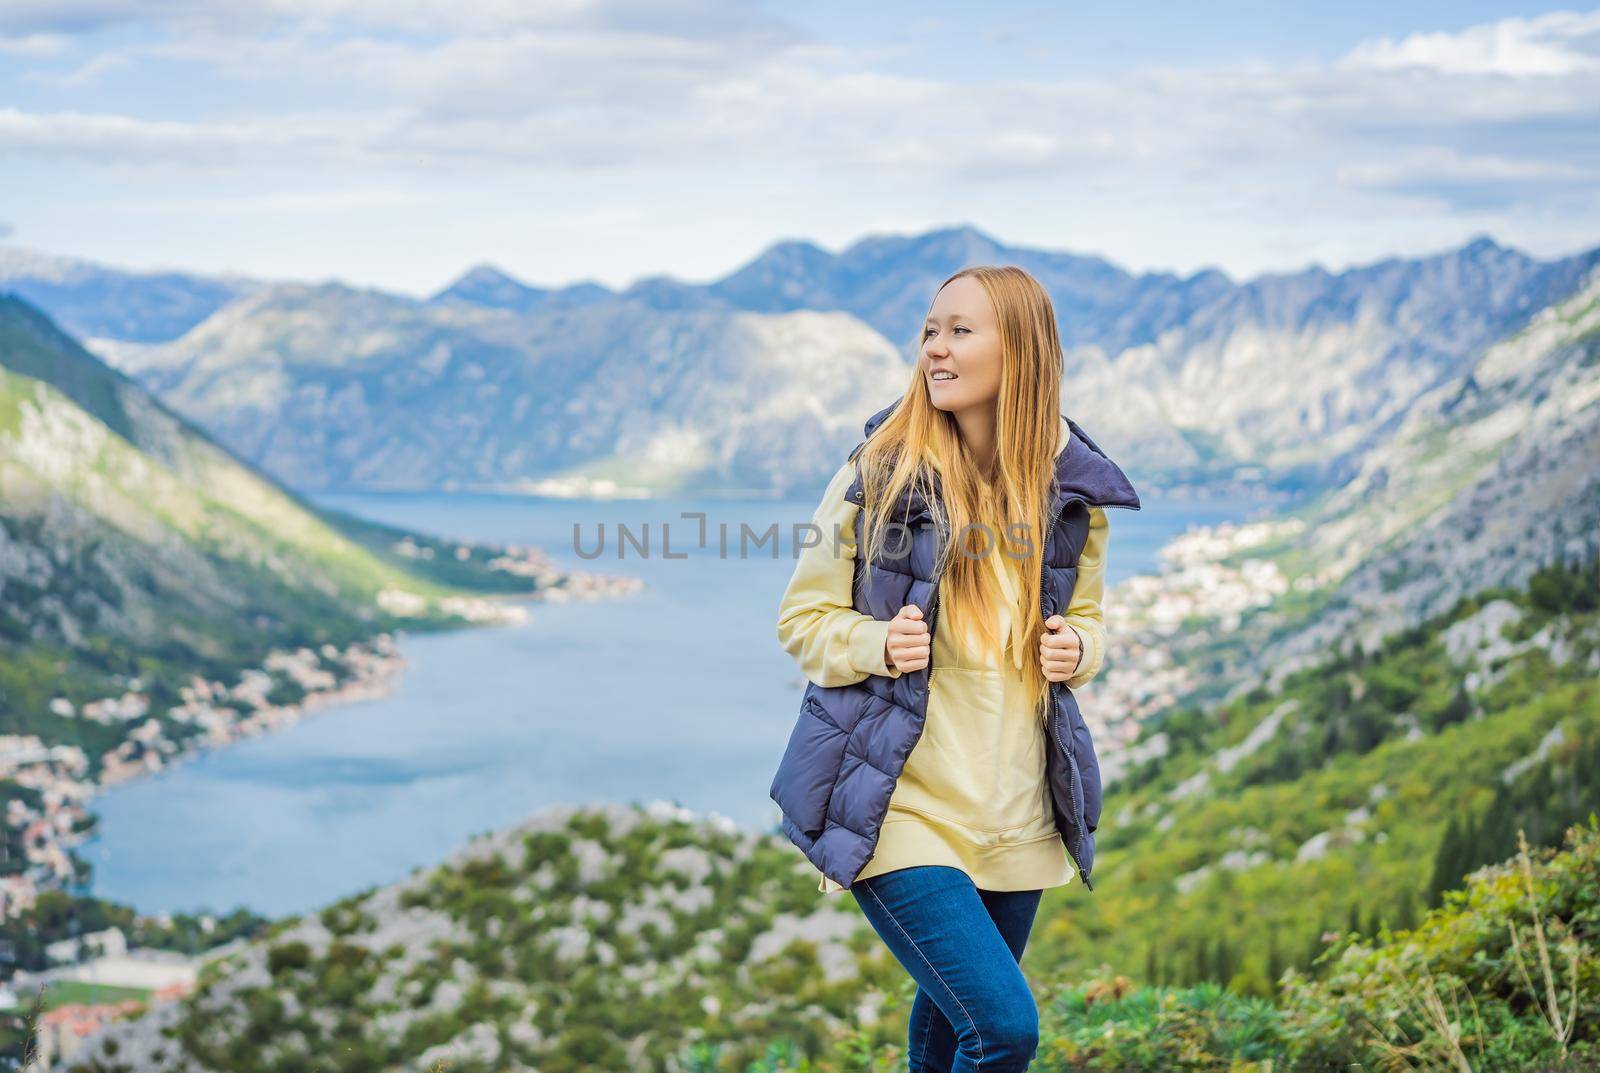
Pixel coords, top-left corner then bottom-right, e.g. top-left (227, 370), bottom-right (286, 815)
top-left (78, 490), bottom-right (1279, 917)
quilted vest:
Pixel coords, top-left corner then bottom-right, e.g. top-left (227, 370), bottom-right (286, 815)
top-left (769, 400), bottom-right (1142, 891)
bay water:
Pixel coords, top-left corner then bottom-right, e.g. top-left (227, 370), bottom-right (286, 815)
top-left (78, 490), bottom-right (1275, 917)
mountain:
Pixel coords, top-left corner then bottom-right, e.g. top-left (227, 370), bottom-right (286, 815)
top-left (428, 264), bottom-right (615, 314)
top-left (1057, 232), bottom-right (1600, 480)
top-left (701, 225), bottom-right (1230, 356)
top-left (1062, 261), bottom-right (1600, 768)
top-left (0, 294), bottom-right (537, 662)
top-left (625, 225), bottom-right (1597, 483)
top-left (0, 291), bottom-right (649, 1044)
top-left (0, 289), bottom-right (592, 802)
top-left (0, 246), bottom-right (264, 345)
top-left (1239, 264), bottom-right (1600, 694)
top-left (28, 225), bottom-right (1597, 498)
top-left (96, 281), bottom-right (912, 495)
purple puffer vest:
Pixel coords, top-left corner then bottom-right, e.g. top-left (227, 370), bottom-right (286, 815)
top-left (769, 400), bottom-right (1142, 891)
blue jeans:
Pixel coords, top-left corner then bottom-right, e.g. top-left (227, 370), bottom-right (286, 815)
top-left (851, 865), bottom-right (1043, 1071)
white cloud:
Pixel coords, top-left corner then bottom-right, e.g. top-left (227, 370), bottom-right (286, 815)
top-left (1341, 9), bottom-right (1600, 78)
top-left (1, 4), bottom-right (1597, 279)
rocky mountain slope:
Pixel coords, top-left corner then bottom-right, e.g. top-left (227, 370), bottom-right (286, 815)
top-left (1074, 262), bottom-right (1600, 737)
top-left (1251, 265), bottom-right (1600, 691)
top-left (1139, 265), bottom-right (1600, 710)
top-left (96, 282), bottom-right (912, 495)
top-left (0, 293), bottom-right (521, 681)
top-left (55, 800), bottom-right (887, 1073)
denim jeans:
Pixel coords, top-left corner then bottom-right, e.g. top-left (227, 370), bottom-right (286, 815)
top-left (851, 864), bottom-right (1043, 1072)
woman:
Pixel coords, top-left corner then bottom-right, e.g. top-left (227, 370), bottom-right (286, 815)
top-left (771, 264), bottom-right (1141, 1071)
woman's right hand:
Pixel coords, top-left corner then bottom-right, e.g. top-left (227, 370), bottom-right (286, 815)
top-left (884, 605), bottom-right (931, 672)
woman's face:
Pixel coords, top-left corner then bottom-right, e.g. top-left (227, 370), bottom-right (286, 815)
top-left (921, 275), bottom-right (1002, 413)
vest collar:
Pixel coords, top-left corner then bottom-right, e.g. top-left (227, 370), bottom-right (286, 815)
top-left (855, 400), bottom-right (1141, 512)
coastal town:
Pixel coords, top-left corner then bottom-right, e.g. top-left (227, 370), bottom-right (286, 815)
top-left (1086, 514), bottom-right (1322, 778)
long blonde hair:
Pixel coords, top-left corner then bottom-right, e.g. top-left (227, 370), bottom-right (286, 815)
top-left (852, 265), bottom-right (1064, 717)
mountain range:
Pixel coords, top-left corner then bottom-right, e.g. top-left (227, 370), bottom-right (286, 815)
top-left (11, 225), bottom-right (1597, 497)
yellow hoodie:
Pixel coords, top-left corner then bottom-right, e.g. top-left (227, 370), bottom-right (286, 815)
top-left (776, 415), bottom-right (1110, 894)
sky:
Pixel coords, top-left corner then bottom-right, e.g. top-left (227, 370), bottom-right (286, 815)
top-left (2, 1), bottom-right (1598, 297)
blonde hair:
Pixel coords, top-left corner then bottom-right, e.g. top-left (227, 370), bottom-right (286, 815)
top-left (851, 264), bottom-right (1064, 717)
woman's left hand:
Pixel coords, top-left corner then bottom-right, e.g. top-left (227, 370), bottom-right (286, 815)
top-left (1039, 614), bottom-right (1083, 682)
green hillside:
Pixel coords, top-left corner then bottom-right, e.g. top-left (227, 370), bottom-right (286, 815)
top-left (0, 293), bottom-right (549, 753)
top-left (1026, 552), bottom-right (1599, 1000)
top-left (1028, 817), bottom-right (1598, 1071)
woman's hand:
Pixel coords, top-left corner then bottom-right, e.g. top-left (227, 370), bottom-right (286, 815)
top-left (1039, 614), bottom-right (1083, 682)
top-left (884, 605), bottom-right (931, 673)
